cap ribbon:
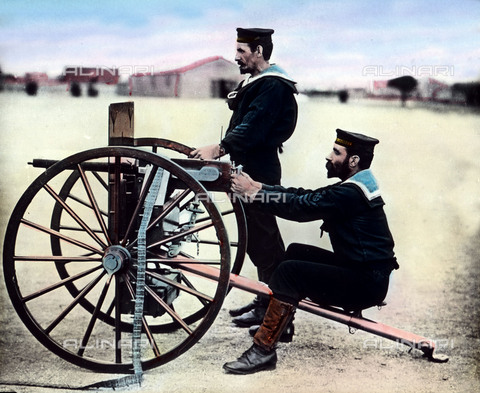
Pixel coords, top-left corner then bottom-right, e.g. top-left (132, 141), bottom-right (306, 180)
top-left (335, 137), bottom-right (353, 147)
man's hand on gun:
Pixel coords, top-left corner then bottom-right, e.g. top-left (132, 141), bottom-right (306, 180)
top-left (190, 144), bottom-right (223, 160)
top-left (230, 171), bottom-right (262, 200)
top-left (189, 144), bottom-right (262, 200)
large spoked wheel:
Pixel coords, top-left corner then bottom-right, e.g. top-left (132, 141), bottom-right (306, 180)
top-left (3, 147), bottom-right (231, 373)
top-left (49, 139), bottom-right (246, 332)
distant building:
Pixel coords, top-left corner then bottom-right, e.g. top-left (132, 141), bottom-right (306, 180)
top-left (60, 66), bottom-right (120, 85)
top-left (25, 72), bottom-right (50, 84)
top-left (127, 56), bottom-right (242, 98)
top-left (1, 71), bottom-right (63, 94)
top-left (368, 77), bottom-right (453, 103)
top-left (0, 67), bottom-right (118, 96)
top-left (415, 78), bottom-right (451, 102)
top-left (368, 80), bottom-right (401, 98)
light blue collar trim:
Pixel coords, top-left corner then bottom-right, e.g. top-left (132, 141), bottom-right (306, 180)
top-left (244, 63), bottom-right (296, 86)
top-left (343, 169), bottom-right (381, 201)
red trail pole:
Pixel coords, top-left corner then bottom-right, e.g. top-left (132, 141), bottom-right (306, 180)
top-left (178, 262), bottom-right (449, 363)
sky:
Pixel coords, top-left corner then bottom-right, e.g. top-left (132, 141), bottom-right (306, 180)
top-left (1, 0), bottom-right (479, 89)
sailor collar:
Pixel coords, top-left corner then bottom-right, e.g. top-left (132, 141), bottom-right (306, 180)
top-left (227, 64), bottom-right (297, 102)
top-left (242, 64), bottom-right (296, 87)
top-left (342, 169), bottom-right (381, 201)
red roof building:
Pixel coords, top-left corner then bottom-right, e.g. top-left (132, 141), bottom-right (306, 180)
top-left (128, 56), bottom-right (241, 98)
top-left (61, 66), bottom-right (120, 84)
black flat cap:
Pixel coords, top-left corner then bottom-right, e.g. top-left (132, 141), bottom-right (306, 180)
top-left (236, 28), bottom-right (274, 43)
top-left (335, 129), bottom-right (379, 149)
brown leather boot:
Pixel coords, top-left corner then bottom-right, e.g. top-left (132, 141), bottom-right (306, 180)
top-left (223, 298), bottom-right (295, 374)
top-left (248, 321), bottom-right (295, 342)
top-left (253, 297), bottom-right (296, 351)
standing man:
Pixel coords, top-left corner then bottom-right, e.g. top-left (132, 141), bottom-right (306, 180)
top-left (223, 129), bottom-right (399, 374)
top-left (191, 27), bottom-right (298, 327)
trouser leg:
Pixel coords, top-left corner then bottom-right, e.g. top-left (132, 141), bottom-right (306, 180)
top-left (270, 257), bottom-right (390, 311)
top-left (231, 205), bottom-right (285, 326)
top-left (284, 243), bottom-right (339, 265)
top-left (244, 204), bottom-right (285, 284)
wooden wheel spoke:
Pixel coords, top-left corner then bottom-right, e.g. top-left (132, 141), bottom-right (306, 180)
top-left (77, 163), bottom-right (111, 245)
top-left (114, 275), bottom-right (122, 363)
top-left (78, 275), bottom-right (113, 357)
top-left (146, 270), bottom-right (214, 303)
top-left (177, 273), bottom-right (210, 308)
top-left (14, 256), bottom-right (102, 262)
top-left (91, 170), bottom-right (108, 191)
top-left (57, 225), bottom-right (103, 233)
top-left (147, 188), bottom-right (192, 231)
top-left (66, 193), bottom-right (108, 217)
top-left (23, 265), bottom-right (102, 302)
top-left (123, 275), bottom-right (161, 357)
top-left (167, 204), bottom-right (238, 249)
top-left (45, 271), bottom-right (106, 334)
top-left (20, 219), bottom-right (104, 255)
top-left (193, 208), bottom-right (233, 225)
top-left (147, 220), bottom-right (215, 250)
top-left (126, 188), bottom-right (192, 251)
top-left (43, 184), bottom-right (108, 248)
top-left (146, 254), bottom-right (221, 266)
top-left (144, 285), bottom-right (193, 335)
top-left (105, 298), bottom-right (115, 318)
top-left (187, 238), bottom-right (238, 247)
top-left (126, 272), bottom-right (192, 335)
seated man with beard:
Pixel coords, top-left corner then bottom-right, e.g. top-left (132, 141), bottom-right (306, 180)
top-left (223, 128), bottom-right (399, 374)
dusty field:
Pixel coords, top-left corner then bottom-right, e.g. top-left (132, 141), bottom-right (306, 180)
top-left (0, 92), bottom-right (479, 392)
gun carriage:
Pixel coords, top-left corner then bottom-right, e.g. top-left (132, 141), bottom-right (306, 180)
top-left (2, 102), bottom-right (447, 376)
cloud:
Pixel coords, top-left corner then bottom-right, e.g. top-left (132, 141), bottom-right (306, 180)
top-left (1, 0), bottom-right (478, 87)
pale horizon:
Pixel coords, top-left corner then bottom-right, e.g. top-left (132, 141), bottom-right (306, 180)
top-left (1, 0), bottom-right (479, 90)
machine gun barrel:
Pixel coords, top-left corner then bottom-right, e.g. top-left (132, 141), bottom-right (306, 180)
top-left (29, 157), bottom-right (233, 192)
top-left (29, 158), bottom-right (136, 173)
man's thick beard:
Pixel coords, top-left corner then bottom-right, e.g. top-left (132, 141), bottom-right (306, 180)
top-left (326, 159), bottom-right (351, 180)
top-left (238, 62), bottom-right (254, 75)
top-left (239, 66), bottom-right (252, 75)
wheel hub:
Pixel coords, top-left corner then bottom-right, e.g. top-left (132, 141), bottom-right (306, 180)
top-left (102, 245), bottom-right (131, 275)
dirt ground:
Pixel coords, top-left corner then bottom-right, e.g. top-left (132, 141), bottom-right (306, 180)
top-left (0, 95), bottom-right (479, 392)
top-left (0, 248), bottom-right (479, 393)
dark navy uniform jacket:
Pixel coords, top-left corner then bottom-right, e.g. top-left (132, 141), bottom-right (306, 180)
top-left (221, 65), bottom-right (298, 185)
top-left (256, 169), bottom-right (397, 266)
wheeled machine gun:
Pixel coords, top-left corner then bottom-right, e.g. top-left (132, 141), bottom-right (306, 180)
top-left (2, 102), bottom-right (448, 376)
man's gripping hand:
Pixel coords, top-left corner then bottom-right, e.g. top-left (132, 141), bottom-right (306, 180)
top-left (231, 172), bottom-right (262, 200)
top-left (190, 144), bottom-right (224, 160)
